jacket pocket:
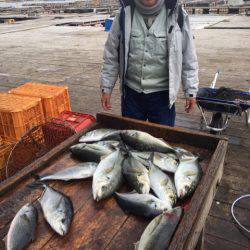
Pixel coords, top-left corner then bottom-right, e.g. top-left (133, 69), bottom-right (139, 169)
top-left (129, 30), bottom-right (143, 51)
top-left (154, 30), bottom-right (168, 56)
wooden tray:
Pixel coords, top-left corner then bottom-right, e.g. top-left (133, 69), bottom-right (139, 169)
top-left (0, 113), bottom-right (228, 250)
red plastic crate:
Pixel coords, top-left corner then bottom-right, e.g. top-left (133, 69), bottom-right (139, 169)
top-left (57, 111), bottom-right (96, 132)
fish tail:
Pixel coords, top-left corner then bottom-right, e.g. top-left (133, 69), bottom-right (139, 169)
top-left (148, 152), bottom-right (154, 163)
top-left (118, 140), bottom-right (129, 155)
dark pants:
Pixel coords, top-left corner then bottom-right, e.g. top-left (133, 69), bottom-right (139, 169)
top-left (122, 86), bottom-right (176, 126)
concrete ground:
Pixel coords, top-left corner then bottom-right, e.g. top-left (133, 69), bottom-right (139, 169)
top-left (0, 13), bottom-right (249, 249)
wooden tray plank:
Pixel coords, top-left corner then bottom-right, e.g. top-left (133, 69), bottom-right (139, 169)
top-left (106, 216), bottom-right (148, 250)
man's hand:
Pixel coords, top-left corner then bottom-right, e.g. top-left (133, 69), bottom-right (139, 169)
top-left (185, 98), bottom-right (196, 113)
top-left (101, 92), bottom-right (112, 111)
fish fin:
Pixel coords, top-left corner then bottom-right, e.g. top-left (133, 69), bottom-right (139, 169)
top-left (28, 180), bottom-right (47, 189)
top-left (134, 241), bottom-right (140, 250)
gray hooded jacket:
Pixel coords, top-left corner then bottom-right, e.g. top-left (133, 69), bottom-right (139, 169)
top-left (100, 1), bottom-right (199, 106)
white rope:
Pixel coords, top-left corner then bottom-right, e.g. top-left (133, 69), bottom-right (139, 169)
top-left (231, 194), bottom-right (250, 233)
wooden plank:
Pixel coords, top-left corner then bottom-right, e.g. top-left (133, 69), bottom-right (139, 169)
top-left (215, 186), bottom-right (250, 209)
top-left (195, 226), bottom-right (205, 250)
top-left (205, 216), bottom-right (250, 248)
top-left (169, 140), bottom-right (228, 250)
top-left (106, 216), bottom-right (148, 250)
top-left (204, 234), bottom-right (250, 250)
top-left (209, 201), bottom-right (250, 226)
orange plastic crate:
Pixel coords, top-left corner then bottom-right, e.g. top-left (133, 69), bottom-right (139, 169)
top-left (0, 137), bottom-right (16, 181)
top-left (9, 82), bottom-right (71, 121)
top-left (0, 93), bottom-right (45, 140)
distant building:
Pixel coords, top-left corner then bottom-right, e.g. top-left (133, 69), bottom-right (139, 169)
top-left (227, 0), bottom-right (245, 5)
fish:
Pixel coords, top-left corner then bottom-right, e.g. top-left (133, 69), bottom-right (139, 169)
top-left (131, 151), bottom-right (179, 173)
top-left (35, 162), bottom-right (98, 182)
top-left (174, 157), bottom-right (202, 200)
top-left (70, 143), bottom-right (113, 162)
top-left (120, 130), bottom-right (174, 153)
top-left (122, 152), bottom-right (150, 194)
top-left (174, 147), bottom-right (197, 161)
top-left (92, 149), bottom-right (124, 201)
top-left (149, 163), bottom-right (177, 207)
top-left (152, 152), bottom-right (179, 173)
top-left (136, 206), bottom-right (182, 250)
top-left (5, 203), bottom-right (38, 250)
top-left (79, 129), bottom-right (120, 143)
top-left (115, 192), bottom-right (172, 218)
top-left (91, 140), bottom-right (120, 150)
top-left (30, 183), bottom-right (73, 236)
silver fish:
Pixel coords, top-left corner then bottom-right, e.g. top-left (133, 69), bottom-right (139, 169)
top-left (121, 130), bottom-right (174, 153)
top-left (37, 162), bottom-right (97, 182)
top-left (36, 184), bottom-right (73, 236)
top-left (92, 149), bottom-right (124, 201)
top-left (174, 147), bottom-right (197, 161)
top-left (91, 140), bottom-right (120, 150)
top-left (149, 164), bottom-right (177, 206)
top-left (174, 157), bottom-right (202, 199)
top-left (115, 192), bottom-right (172, 218)
top-left (6, 203), bottom-right (38, 250)
top-left (152, 152), bottom-right (179, 173)
top-left (79, 129), bottom-right (120, 143)
top-left (70, 143), bottom-right (113, 162)
top-left (137, 207), bottom-right (182, 250)
top-left (131, 151), bottom-right (179, 173)
top-left (122, 153), bottom-right (150, 194)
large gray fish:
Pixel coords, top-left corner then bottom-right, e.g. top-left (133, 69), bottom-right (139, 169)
top-left (79, 129), bottom-right (120, 143)
top-left (115, 192), bottom-right (172, 218)
top-left (149, 164), bottom-right (177, 207)
top-left (36, 162), bottom-right (97, 182)
top-left (33, 183), bottom-right (73, 236)
top-left (131, 151), bottom-right (179, 173)
top-left (122, 153), bottom-right (150, 194)
top-left (92, 149), bottom-right (124, 201)
top-left (136, 207), bottom-right (182, 250)
top-left (5, 203), bottom-right (38, 250)
top-left (175, 157), bottom-right (202, 199)
top-left (120, 130), bottom-right (174, 153)
top-left (70, 143), bottom-right (113, 162)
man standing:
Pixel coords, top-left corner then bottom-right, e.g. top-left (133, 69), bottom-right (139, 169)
top-left (100, 0), bottom-right (199, 126)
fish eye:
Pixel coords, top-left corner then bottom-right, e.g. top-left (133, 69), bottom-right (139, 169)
top-left (61, 218), bottom-right (65, 224)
